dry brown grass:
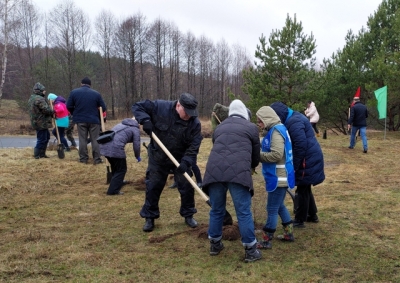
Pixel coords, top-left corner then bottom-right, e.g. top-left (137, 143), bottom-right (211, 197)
top-left (1, 99), bottom-right (400, 282)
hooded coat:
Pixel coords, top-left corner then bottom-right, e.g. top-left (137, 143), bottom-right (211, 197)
top-left (202, 100), bottom-right (260, 195)
top-left (99, 118), bottom-right (141, 159)
top-left (28, 92), bottom-right (53, 130)
top-left (304, 101), bottom-right (320, 123)
top-left (270, 102), bottom-right (325, 186)
top-left (256, 106), bottom-right (294, 190)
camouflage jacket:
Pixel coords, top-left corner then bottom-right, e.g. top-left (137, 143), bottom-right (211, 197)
top-left (28, 93), bottom-right (54, 130)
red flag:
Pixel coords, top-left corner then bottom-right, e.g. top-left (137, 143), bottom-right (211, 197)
top-left (351, 86), bottom-right (361, 107)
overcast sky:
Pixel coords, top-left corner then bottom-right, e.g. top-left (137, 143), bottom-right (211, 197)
top-left (35, 0), bottom-right (383, 64)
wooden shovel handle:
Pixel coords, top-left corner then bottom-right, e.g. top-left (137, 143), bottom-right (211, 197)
top-left (151, 132), bottom-right (210, 203)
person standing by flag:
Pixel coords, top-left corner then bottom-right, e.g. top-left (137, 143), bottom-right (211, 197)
top-left (348, 97), bottom-right (368, 153)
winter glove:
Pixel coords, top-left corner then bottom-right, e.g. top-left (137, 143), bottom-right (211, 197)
top-left (137, 157), bottom-right (141, 162)
top-left (176, 159), bottom-right (190, 174)
top-left (142, 120), bottom-right (153, 136)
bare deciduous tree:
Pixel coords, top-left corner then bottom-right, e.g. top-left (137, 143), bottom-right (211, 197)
top-left (47, 0), bottom-right (91, 91)
top-left (95, 10), bottom-right (116, 117)
top-left (0, 0), bottom-right (20, 103)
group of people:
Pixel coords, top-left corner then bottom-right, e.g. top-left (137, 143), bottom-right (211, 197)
top-left (28, 77), bottom-right (107, 162)
top-left (28, 78), bottom-right (140, 196)
top-left (131, 94), bottom-right (326, 263)
top-left (29, 80), bottom-right (369, 263)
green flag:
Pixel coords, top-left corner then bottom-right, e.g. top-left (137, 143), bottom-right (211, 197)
top-left (374, 86), bottom-right (387, 119)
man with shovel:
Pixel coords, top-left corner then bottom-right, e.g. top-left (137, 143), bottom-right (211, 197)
top-left (132, 93), bottom-right (202, 232)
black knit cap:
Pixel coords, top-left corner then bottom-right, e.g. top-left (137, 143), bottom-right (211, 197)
top-left (81, 77), bottom-right (91, 85)
top-left (179, 93), bottom-right (198, 117)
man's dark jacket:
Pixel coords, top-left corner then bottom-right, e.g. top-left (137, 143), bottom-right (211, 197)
top-left (132, 99), bottom-right (202, 166)
top-left (348, 101), bottom-right (368, 127)
top-left (67, 85), bottom-right (107, 124)
top-left (270, 102), bottom-right (325, 186)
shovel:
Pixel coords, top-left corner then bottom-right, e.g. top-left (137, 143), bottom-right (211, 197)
top-left (151, 132), bottom-right (233, 226)
top-left (99, 107), bottom-right (112, 184)
top-left (50, 101), bottom-right (65, 159)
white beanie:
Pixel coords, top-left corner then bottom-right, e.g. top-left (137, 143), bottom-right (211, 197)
top-left (228, 99), bottom-right (249, 120)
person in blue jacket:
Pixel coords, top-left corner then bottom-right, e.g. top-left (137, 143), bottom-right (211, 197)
top-left (256, 106), bottom-right (295, 249)
top-left (67, 77), bottom-right (107, 165)
top-left (270, 102), bottom-right (325, 228)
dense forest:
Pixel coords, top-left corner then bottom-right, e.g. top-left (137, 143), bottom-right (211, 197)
top-left (1, 0), bottom-right (400, 133)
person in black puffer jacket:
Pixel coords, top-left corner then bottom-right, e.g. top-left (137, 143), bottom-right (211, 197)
top-left (203, 99), bottom-right (262, 263)
top-left (132, 93), bottom-right (202, 232)
top-left (348, 97), bottom-right (368, 153)
top-left (270, 102), bottom-right (325, 228)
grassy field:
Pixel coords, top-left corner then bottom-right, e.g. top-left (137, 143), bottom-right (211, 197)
top-left (1, 99), bottom-right (400, 282)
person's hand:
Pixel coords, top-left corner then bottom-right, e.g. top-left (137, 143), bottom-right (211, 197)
top-left (137, 157), bottom-right (141, 162)
top-left (251, 168), bottom-right (257, 175)
top-left (347, 124), bottom-right (351, 131)
top-left (142, 120), bottom-right (153, 136)
top-left (176, 159), bottom-right (190, 174)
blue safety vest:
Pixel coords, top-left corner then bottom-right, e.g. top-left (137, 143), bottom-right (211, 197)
top-left (261, 124), bottom-right (295, 192)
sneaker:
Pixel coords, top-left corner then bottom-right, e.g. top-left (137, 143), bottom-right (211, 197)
top-left (293, 219), bottom-right (305, 228)
top-left (363, 149), bottom-right (368, 153)
top-left (348, 146), bottom-right (354, 149)
top-left (93, 159), bottom-right (103, 165)
top-left (65, 147), bottom-right (71, 152)
top-left (244, 244), bottom-right (262, 263)
top-left (306, 215), bottom-right (319, 223)
top-left (210, 240), bottom-right (224, 256)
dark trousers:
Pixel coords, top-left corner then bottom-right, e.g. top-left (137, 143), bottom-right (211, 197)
top-left (311, 123), bottom-right (319, 134)
top-left (66, 120), bottom-right (76, 145)
top-left (294, 184), bottom-right (318, 222)
top-left (52, 127), bottom-right (69, 148)
top-left (140, 149), bottom-right (197, 219)
top-left (106, 157), bottom-right (127, 195)
top-left (77, 123), bottom-right (101, 163)
top-left (35, 129), bottom-right (50, 149)
top-left (192, 163), bottom-right (202, 183)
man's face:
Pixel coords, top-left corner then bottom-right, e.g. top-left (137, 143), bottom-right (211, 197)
top-left (176, 102), bottom-right (191, 121)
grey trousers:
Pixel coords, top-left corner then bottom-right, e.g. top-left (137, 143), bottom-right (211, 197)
top-left (76, 123), bottom-right (101, 163)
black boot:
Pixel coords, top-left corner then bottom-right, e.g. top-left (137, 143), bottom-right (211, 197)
top-left (143, 218), bottom-right (154, 232)
top-left (40, 148), bottom-right (49, 158)
top-left (34, 148), bottom-right (41, 159)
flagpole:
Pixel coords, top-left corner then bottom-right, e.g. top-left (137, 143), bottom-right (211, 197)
top-left (384, 117), bottom-right (386, 140)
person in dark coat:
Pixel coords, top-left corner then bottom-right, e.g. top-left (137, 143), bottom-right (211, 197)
top-left (348, 97), bottom-right (368, 153)
top-left (132, 93), bottom-right (202, 232)
top-left (202, 99), bottom-right (262, 263)
top-left (66, 77), bottom-right (107, 165)
top-left (270, 102), bottom-right (325, 228)
top-left (99, 118), bottom-right (141, 195)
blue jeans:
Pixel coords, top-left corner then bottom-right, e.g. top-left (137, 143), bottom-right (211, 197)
top-left (208, 182), bottom-right (256, 247)
top-left (35, 129), bottom-right (50, 149)
top-left (349, 126), bottom-right (367, 150)
top-left (264, 187), bottom-right (292, 232)
top-left (52, 127), bottom-right (69, 149)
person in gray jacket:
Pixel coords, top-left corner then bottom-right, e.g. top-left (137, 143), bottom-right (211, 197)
top-left (99, 118), bottom-right (141, 195)
top-left (202, 99), bottom-right (261, 263)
